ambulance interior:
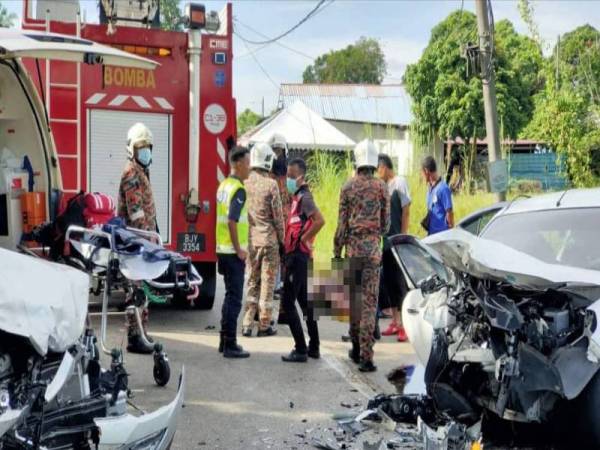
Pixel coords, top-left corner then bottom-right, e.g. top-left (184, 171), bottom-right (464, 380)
top-left (0, 61), bottom-right (52, 251)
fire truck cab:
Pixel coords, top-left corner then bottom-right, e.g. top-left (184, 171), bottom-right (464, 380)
top-left (17, 0), bottom-right (237, 309)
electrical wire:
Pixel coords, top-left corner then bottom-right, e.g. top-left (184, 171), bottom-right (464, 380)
top-left (239, 35), bottom-right (280, 91)
top-left (234, 0), bottom-right (334, 60)
top-left (233, 0), bottom-right (327, 45)
top-left (234, 19), bottom-right (316, 61)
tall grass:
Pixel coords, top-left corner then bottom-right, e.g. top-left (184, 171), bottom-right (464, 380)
top-left (306, 152), bottom-right (497, 263)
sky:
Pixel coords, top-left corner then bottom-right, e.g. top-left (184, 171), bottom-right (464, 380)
top-left (4, 0), bottom-right (600, 115)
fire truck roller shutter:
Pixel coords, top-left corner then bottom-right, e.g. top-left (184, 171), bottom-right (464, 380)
top-left (88, 109), bottom-right (171, 242)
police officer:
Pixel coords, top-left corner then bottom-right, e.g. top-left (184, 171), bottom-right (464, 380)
top-left (216, 146), bottom-right (251, 358)
top-left (334, 140), bottom-right (390, 372)
top-left (280, 158), bottom-right (325, 363)
top-left (241, 143), bottom-right (285, 337)
top-left (118, 122), bottom-right (157, 354)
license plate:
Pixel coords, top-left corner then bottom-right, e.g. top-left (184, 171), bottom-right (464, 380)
top-left (177, 233), bottom-right (205, 253)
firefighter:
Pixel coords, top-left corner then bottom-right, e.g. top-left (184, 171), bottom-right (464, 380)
top-left (333, 139), bottom-right (390, 372)
top-left (280, 158), bottom-right (325, 363)
top-left (118, 122), bottom-right (157, 354)
top-left (241, 142), bottom-right (285, 337)
top-left (216, 146), bottom-right (251, 359)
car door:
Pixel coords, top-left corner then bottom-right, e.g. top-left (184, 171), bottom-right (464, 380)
top-left (0, 29), bottom-right (157, 69)
top-left (387, 234), bottom-right (453, 364)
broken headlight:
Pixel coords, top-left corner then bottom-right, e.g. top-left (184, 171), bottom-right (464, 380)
top-left (119, 428), bottom-right (167, 450)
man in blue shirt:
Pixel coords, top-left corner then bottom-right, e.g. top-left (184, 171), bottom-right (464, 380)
top-left (422, 156), bottom-right (454, 235)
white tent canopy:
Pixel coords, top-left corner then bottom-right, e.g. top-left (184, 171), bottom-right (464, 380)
top-left (240, 100), bottom-right (355, 151)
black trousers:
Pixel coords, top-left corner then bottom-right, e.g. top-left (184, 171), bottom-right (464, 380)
top-left (282, 251), bottom-right (319, 353)
top-left (378, 247), bottom-right (408, 310)
top-left (218, 253), bottom-right (245, 337)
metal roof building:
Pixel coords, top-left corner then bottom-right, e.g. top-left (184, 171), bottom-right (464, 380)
top-left (279, 84), bottom-right (412, 126)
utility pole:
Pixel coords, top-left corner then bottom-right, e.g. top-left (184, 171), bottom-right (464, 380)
top-left (475, 0), bottom-right (506, 201)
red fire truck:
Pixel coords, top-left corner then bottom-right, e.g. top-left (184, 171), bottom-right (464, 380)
top-left (21, 0), bottom-right (237, 309)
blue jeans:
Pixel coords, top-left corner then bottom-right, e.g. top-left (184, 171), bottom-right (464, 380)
top-left (218, 254), bottom-right (245, 337)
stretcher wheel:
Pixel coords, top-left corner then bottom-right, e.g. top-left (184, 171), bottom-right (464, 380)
top-left (153, 355), bottom-right (170, 387)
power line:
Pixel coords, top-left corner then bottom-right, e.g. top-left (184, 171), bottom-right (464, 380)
top-left (233, 0), bottom-right (327, 46)
top-left (234, 20), bottom-right (316, 61)
top-left (239, 35), bottom-right (281, 91)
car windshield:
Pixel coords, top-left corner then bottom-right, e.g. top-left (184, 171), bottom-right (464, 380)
top-left (482, 208), bottom-right (600, 271)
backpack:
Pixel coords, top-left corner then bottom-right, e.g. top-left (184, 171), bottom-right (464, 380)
top-left (34, 192), bottom-right (115, 261)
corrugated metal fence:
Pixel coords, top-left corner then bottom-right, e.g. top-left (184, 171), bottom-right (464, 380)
top-left (509, 153), bottom-right (567, 190)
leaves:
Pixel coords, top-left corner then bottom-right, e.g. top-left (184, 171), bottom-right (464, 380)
top-left (523, 25), bottom-right (600, 187)
top-left (302, 37), bottom-right (387, 84)
top-left (160, 0), bottom-right (184, 31)
top-left (0, 1), bottom-right (17, 28)
top-left (237, 109), bottom-right (262, 136)
top-left (403, 11), bottom-right (543, 146)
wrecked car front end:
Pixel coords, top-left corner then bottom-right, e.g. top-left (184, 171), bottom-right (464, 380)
top-left (391, 229), bottom-right (600, 442)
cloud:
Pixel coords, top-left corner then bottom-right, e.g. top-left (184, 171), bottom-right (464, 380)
top-left (380, 37), bottom-right (427, 81)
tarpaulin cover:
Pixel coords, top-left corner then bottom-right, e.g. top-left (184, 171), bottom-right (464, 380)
top-left (0, 248), bottom-right (89, 355)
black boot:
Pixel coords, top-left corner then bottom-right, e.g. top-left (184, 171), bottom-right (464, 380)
top-left (257, 326), bottom-right (277, 337)
top-left (358, 359), bottom-right (377, 372)
top-left (218, 331), bottom-right (225, 353)
top-left (281, 349), bottom-right (308, 363)
top-left (127, 334), bottom-right (154, 354)
top-left (223, 337), bottom-right (250, 359)
top-left (308, 341), bottom-right (320, 359)
top-left (348, 339), bottom-right (360, 364)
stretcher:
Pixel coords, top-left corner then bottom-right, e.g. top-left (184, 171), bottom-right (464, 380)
top-left (20, 219), bottom-right (202, 386)
top-left (59, 222), bottom-right (202, 386)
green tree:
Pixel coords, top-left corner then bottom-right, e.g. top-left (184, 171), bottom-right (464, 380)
top-left (556, 25), bottom-right (600, 105)
top-left (524, 25), bottom-right (600, 186)
top-left (237, 108), bottom-right (261, 136)
top-left (302, 37), bottom-right (387, 84)
top-left (160, 0), bottom-right (183, 31)
top-left (0, 1), bottom-right (17, 28)
top-left (403, 11), bottom-right (543, 148)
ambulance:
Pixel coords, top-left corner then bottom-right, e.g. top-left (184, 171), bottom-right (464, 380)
top-left (7, 0), bottom-right (237, 308)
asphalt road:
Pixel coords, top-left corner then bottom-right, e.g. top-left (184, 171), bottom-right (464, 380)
top-left (89, 279), bottom-right (419, 450)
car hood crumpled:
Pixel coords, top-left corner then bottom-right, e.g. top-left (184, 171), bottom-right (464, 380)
top-left (0, 249), bottom-right (89, 356)
top-left (422, 228), bottom-right (600, 291)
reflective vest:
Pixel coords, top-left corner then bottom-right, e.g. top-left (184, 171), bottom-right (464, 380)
top-left (216, 177), bottom-right (248, 254)
top-left (284, 185), bottom-right (314, 256)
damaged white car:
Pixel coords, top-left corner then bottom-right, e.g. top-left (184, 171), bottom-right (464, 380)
top-left (0, 249), bottom-right (184, 449)
top-left (392, 188), bottom-right (600, 446)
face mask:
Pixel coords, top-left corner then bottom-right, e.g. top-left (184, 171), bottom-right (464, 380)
top-left (136, 147), bottom-right (152, 167)
top-left (286, 177), bottom-right (297, 194)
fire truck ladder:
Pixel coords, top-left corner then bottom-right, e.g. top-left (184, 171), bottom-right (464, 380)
top-left (44, 11), bottom-right (83, 194)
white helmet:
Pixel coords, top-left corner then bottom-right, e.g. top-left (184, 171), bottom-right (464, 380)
top-left (250, 142), bottom-right (275, 171)
top-left (353, 139), bottom-right (378, 169)
top-left (268, 132), bottom-right (288, 153)
top-left (126, 123), bottom-right (153, 159)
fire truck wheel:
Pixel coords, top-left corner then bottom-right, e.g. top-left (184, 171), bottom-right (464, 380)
top-left (193, 262), bottom-right (216, 310)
